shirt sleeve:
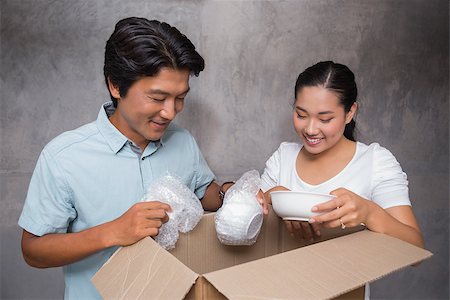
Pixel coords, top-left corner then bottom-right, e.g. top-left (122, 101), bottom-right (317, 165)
top-left (371, 145), bottom-right (411, 209)
top-left (261, 145), bottom-right (282, 193)
top-left (192, 139), bottom-right (215, 200)
top-left (18, 149), bottom-right (77, 236)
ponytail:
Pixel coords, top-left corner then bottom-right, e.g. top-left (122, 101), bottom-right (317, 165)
top-left (344, 119), bottom-right (356, 142)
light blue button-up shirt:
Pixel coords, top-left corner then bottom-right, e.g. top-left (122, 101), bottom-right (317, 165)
top-left (19, 102), bottom-right (215, 299)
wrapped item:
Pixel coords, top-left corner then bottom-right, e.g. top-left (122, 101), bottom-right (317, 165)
top-left (153, 219), bottom-right (179, 250)
top-left (142, 174), bottom-right (203, 250)
top-left (215, 170), bottom-right (263, 245)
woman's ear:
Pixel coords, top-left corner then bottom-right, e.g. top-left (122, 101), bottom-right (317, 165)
top-left (107, 77), bottom-right (121, 99)
top-left (345, 102), bottom-right (358, 124)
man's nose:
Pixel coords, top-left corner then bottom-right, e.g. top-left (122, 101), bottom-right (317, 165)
top-left (160, 99), bottom-right (176, 120)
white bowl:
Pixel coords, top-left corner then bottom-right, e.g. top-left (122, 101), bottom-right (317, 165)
top-left (270, 191), bottom-right (335, 221)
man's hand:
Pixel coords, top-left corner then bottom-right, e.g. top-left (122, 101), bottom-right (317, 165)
top-left (107, 201), bottom-right (171, 246)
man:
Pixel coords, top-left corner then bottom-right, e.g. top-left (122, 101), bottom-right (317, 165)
top-left (18, 17), bottom-right (229, 299)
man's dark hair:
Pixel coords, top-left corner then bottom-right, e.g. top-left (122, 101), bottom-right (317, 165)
top-left (104, 17), bottom-right (205, 107)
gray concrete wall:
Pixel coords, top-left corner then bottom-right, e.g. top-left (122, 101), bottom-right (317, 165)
top-left (1, 0), bottom-right (448, 299)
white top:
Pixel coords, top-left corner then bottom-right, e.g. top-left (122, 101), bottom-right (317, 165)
top-left (261, 142), bottom-right (411, 208)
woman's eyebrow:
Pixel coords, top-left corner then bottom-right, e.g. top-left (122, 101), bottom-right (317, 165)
top-left (318, 111), bottom-right (334, 115)
top-left (295, 106), bottom-right (334, 115)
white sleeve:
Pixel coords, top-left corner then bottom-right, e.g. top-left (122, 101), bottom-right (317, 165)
top-left (261, 145), bottom-right (282, 193)
top-left (371, 145), bottom-right (411, 208)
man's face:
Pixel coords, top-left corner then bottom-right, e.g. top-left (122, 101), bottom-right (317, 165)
top-left (109, 67), bottom-right (190, 150)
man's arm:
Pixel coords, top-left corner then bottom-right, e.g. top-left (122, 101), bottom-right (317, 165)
top-left (202, 181), bottom-right (269, 214)
top-left (201, 181), bottom-right (237, 212)
top-left (21, 201), bottom-right (170, 268)
top-left (200, 182), bottom-right (222, 212)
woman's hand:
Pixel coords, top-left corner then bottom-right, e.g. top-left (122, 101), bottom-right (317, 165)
top-left (263, 185), bottom-right (290, 205)
top-left (308, 188), bottom-right (371, 229)
top-left (265, 186), bottom-right (321, 241)
top-left (256, 190), bottom-right (269, 215)
top-left (284, 220), bottom-right (322, 241)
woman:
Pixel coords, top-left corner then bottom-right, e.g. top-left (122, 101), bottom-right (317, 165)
top-left (261, 61), bottom-right (424, 249)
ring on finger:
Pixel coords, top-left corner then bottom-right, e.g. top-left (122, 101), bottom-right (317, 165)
top-left (339, 218), bottom-right (346, 230)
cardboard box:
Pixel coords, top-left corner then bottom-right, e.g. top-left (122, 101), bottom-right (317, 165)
top-left (92, 208), bottom-right (432, 299)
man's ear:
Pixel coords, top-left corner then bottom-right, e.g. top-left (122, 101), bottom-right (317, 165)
top-left (345, 102), bottom-right (358, 124)
top-left (107, 77), bottom-right (121, 99)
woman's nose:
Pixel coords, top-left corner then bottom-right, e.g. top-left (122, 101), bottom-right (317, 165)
top-left (305, 120), bottom-right (319, 135)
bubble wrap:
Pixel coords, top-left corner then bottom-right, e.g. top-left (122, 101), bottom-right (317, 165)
top-left (215, 170), bottom-right (263, 246)
top-left (141, 174), bottom-right (203, 250)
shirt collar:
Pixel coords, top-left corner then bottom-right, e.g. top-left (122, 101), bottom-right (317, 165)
top-left (96, 102), bottom-right (166, 154)
top-left (160, 129), bottom-right (169, 146)
top-left (96, 102), bottom-right (129, 154)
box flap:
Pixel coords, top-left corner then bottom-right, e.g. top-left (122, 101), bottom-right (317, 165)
top-left (92, 237), bottom-right (198, 299)
top-left (203, 230), bottom-right (433, 299)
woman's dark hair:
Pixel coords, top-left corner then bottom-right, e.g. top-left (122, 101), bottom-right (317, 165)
top-left (294, 61), bottom-right (358, 141)
top-left (104, 17), bottom-right (205, 107)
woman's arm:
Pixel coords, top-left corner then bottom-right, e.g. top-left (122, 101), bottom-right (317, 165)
top-left (309, 188), bottom-right (424, 248)
top-left (366, 203), bottom-right (424, 248)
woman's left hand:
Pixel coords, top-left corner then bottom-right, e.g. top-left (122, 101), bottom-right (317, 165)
top-left (308, 188), bottom-right (371, 229)
top-left (256, 189), bottom-right (269, 215)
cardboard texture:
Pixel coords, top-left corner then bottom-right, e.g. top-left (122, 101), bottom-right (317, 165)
top-left (184, 276), bottom-right (226, 300)
top-left (203, 231), bottom-right (430, 299)
top-left (92, 209), bottom-right (432, 300)
top-left (91, 236), bottom-right (197, 299)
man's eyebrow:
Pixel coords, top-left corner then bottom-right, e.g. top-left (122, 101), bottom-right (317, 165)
top-left (179, 87), bottom-right (190, 95)
top-left (147, 89), bottom-right (170, 96)
top-left (147, 87), bottom-right (190, 96)
top-left (295, 106), bottom-right (334, 115)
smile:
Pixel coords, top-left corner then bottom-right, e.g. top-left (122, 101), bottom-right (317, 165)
top-left (152, 121), bottom-right (167, 125)
top-left (150, 120), bottom-right (169, 129)
top-left (305, 136), bottom-right (322, 145)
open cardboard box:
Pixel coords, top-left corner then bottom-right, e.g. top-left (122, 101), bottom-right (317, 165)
top-left (92, 207), bottom-right (432, 299)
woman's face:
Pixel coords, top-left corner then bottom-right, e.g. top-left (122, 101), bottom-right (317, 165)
top-left (293, 86), bottom-right (356, 155)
